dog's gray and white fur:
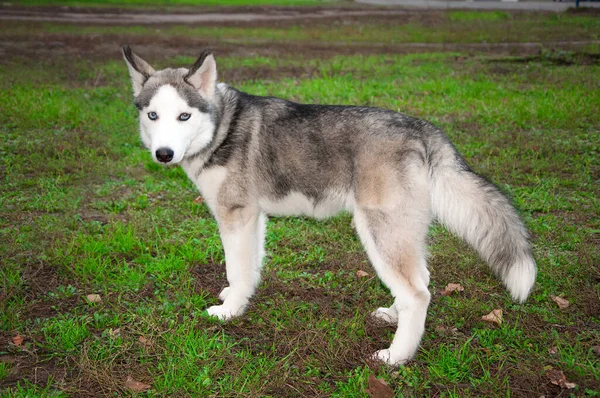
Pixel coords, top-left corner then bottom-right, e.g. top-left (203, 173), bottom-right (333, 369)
top-left (122, 46), bottom-right (536, 365)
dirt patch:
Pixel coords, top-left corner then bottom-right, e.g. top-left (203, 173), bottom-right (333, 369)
top-left (191, 262), bottom-right (227, 298)
top-left (489, 51), bottom-right (600, 66)
top-left (0, 353), bottom-right (71, 392)
top-left (566, 6), bottom-right (600, 16)
top-left (77, 210), bottom-right (110, 225)
top-left (3, 31), bottom-right (598, 64)
top-left (74, 343), bottom-right (154, 398)
top-left (226, 64), bottom-right (319, 84)
top-left (0, 332), bottom-right (72, 393)
top-left (17, 261), bottom-right (83, 323)
top-left (22, 262), bottom-right (65, 297)
top-left (168, 258), bottom-right (389, 395)
top-left (191, 259), bottom-right (392, 392)
top-left (496, 364), bottom-right (562, 398)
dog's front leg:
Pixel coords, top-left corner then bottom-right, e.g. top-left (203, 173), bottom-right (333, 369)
top-left (206, 206), bottom-right (264, 321)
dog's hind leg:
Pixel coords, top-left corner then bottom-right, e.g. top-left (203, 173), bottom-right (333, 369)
top-left (353, 156), bottom-right (432, 365)
top-left (207, 207), bottom-right (266, 320)
top-left (354, 205), bottom-right (431, 366)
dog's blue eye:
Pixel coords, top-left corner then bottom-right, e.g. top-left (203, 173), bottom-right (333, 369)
top-left (148, 112), bottom-right (158, 121)
top-left (178, 113), bottom-right (191, 121)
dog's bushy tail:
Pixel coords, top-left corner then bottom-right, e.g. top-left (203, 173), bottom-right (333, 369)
top-left (428, 137), bottom-right (536, 302)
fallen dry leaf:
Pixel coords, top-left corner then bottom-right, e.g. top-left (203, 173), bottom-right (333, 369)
top-left (139, 336), bottom-right (153, 347)
top-left (547, 369), bottom-right (576, 389)
top-left (440, 283), bottom-right (465, 296)
top-left (193, 196), bottom-right (204, 204)
top-left (550, 295), bottom-right (570, 309)
top-left (108, 328), bottom-right (121, 339)
top-left (86, 294), bottom-right (102, 303)
top-left (434, 325), bottom-right (458, 335)
top-left (356, 270), bottom-right (370, 278)
top-left (11, 335), bottom-right (23, 346)
top-left (366, 374), bottom-right (394, 398)
top-left (592, 346), bottom-right (600, 357)
top-left (481, 309), bottom-right (503, 325)
top-left (125, 376), bottom-right (151, 393)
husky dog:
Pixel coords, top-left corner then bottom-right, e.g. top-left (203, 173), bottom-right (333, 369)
top-left (122, 45), bottom-right (536, 365)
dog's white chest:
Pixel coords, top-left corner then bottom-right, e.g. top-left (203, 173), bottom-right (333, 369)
top-left (191, 166), bottom-right (228, 210)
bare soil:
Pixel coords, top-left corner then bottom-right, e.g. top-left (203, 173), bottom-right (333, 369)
top-left (3, 30), bottom-right (598, 69)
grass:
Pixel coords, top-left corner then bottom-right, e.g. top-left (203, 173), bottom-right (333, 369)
top-left (2, 12), bottom-right (600, 44)
top-left (1, 7), bottom-right (600, 398)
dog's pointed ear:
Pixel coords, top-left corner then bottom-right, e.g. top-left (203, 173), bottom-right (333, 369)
top-left (122, 45), bottom-right (155, 96)
top-left (185, 50), bottom-right (217, 99)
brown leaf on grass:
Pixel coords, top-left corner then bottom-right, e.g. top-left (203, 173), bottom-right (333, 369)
top-left (440, 283), bottom-right (464, 296)
top-left (550, 295), bottom-right (570, 309)
top-left (193, 196), bottom-right (204, 204)
top-left (86, 294), bottom-right (102, 303)
top-left (125, 376), bottom-right (151, 392)
top-left (139, 336), bottom-right (153, 347)
top-left (11, 335), bottom-right (23, 346)
top-left (366, 374), bottom-right (394, 398)
top-left (481, 309), bottom-right (503, 325)
top-left (356, 270), bottom-right (370, 278)
top-left (547, 369), bottom-right (576, 389)
top-left (434, 325), bottom-right (458, 335)
top-left (592, 346), bottom-right (600, 357)
top-left (108, 328), bottom-right (121, 339)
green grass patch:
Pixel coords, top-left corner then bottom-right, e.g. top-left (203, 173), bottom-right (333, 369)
top-left (3, 12), bottom-right (600, 44)
top-left (0, 383), bottom-right (68, 398)
top-left (448, 10), bottom-right (512, 22)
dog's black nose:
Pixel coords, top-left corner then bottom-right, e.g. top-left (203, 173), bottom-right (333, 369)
top-left (155, 147), bottom-right (174, 163)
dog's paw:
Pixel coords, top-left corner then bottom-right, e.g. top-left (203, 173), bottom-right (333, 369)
top-left (371, 349), bottom-right (407, 367)
top-left (371, 307), bottom-right (398, 324)
top-left (205, 304), bottom-right (243, 321)
top-left (218, 287), bottom-right (230, 302)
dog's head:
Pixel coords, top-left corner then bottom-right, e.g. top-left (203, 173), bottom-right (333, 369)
top-left (122, 45), bottom-right (218, 165)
